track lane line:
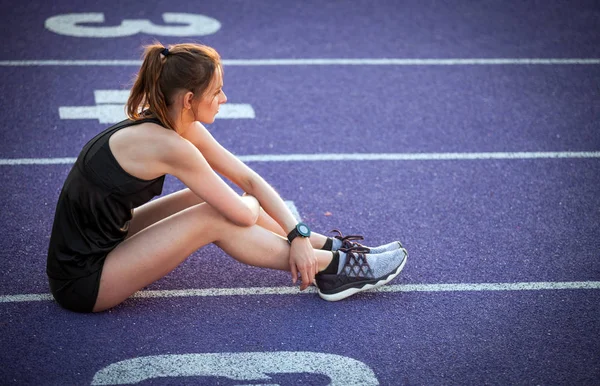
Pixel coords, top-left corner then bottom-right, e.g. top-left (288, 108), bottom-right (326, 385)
top-left (2, 151), bottom-right (600, 166)
top-left (2, 281), bottom-right (599, 303)
top-left (1, 58), bottom-right (599, 66)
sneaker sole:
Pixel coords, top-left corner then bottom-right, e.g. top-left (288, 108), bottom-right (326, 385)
top-left (316, 249), bottom-right (408, 302)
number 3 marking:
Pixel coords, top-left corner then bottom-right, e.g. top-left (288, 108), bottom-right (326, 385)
top-left (45, 13), bottom-right (221, 37)
top-left (91, 352), bottom-right (379, 385)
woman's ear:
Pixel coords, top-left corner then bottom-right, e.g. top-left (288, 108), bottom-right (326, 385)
top-left (182, 91), bottom-right (195, 110)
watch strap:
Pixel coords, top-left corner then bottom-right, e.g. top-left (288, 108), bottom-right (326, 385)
top-left (287, 227), bottom-right (301, 244)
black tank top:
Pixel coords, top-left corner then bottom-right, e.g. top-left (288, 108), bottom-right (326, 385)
top-left (47, 118), bottom-right (166, 280)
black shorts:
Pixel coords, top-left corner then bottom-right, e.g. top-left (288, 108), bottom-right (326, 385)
top-left (48, 268), bottom-right (103, 313)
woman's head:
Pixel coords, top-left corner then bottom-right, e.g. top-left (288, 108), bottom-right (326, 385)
top-left (126, 42), bottom-right (226, 131)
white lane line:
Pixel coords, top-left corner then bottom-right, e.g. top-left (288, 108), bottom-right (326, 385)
top-left (227, 58), bottom-right (600, 66)
top-left (380, 281), bottom-right (600, 292)
top-left (0, 60), bottom-right (139, 66)
top-left (2, 281), bottom-right (599, 303)
top-left (1, 58), bottom-right (599, 66)
top-left (237, 151), bottom-right (600, 162)
top-left (0, 157), bottom-right (77, 165)
top-left (0, 294), bottom-right (54, 302)
top-left (2, 152), bottom-right (599, 166)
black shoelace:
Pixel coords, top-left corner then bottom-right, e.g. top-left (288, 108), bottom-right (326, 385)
top-left (330, 229), bottom-right (367, 250)
top-left (338, 240), bottom-right (373, 279)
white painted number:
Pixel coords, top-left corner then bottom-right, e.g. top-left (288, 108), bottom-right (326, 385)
top-left (45, 13), bottom-right (221, 37)
top-left (91, 352), bottom-right (379, 385)
top-left (58, 90), bottom-right (255, 123)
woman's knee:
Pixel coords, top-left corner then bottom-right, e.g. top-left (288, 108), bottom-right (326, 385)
top-left (240, 195), bottom-right (260, 224)
top-left (190, 201), bottom-right (257, 244)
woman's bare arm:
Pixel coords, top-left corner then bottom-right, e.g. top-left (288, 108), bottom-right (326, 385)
top-left (181, 122), bottom-right (318, 289)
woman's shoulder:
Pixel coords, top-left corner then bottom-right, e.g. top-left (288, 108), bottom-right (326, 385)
top-left (113, 121), bottom-right (181, 147)
top-left (109, 121), bottom-right (194, 179)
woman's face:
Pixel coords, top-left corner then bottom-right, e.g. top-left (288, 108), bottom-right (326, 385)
top-left (193, 67), bottom-right (227, 124)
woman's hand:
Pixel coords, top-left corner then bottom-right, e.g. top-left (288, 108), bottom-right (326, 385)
top-left (289, 237), bottom-right (317, 290)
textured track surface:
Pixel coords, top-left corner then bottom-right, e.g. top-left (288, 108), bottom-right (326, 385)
top-left (1, 1), bottom-right (599, 384)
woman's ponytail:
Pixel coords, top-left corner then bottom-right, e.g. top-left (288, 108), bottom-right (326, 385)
top-left (126, 43), bottom-right (175, 131)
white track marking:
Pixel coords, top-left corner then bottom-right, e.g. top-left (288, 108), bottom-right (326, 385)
top-left (226, 58), bottom-right (600, 66)
top-left (91, 352), bottom-right (379, 385)
top-left (237, 151), bottom-right (600, 162)
top-left (59, 103), bottom-right (255, 123)
top-left (0, 157), bottom-right (77, 165)
top-left (381, 281), bottom-right (600, 292)
top-left (0, 58), bottom-right (599, 66)
top-left (2, 152), bottom-right (599, 166)
top-left (0, 60), bottom-right (141, 66)
top-left (0, 294), bottom-right (54, 302)
top-left (59, 89), bottom-right (255, 123)
top-left (45, 12), bottom-right (220, 38)
top-left (94, 90), bottom-right (130, 103)
top-left (2, 281), bottom-right (599, 304)
top-left (284, 200), bottom-right (302, 222)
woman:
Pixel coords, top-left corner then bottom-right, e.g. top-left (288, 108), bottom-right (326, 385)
top-left (47, 43), bottom-right (407, 313)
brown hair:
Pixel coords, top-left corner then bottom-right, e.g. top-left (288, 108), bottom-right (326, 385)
top-left (126, 42), bottom-right (221, 131)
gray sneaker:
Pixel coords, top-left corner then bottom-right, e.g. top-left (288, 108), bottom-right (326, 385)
top-left (331, 229), bottom-right (404, 254)
top-left (315, 244), bottom-right (408, 301)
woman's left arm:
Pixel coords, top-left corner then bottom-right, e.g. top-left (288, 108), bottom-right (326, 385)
top-left (183, 123), bottom-right (317, 289)
top-left (182, 123), bottom-right (296, 229)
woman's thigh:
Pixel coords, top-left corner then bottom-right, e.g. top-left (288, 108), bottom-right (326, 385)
top-left (93, 202), bottom-right (224, 312)
top-left (93, 195), bottom-right (299, 312)
top-left (127, 188), bottom-right (204, 237)
top-left (128, 189), bottom-right (287, 239)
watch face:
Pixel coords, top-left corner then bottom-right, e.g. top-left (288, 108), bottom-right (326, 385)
top-left (297, 223), bottom-right (310, 237)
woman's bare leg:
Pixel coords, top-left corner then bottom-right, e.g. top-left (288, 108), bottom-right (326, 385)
top-left (128, 188), bottom-right (329, 248)
top-left (127, 188), bottom-right (205, 237)
top-left (93, 200), bottom-right (334, 312)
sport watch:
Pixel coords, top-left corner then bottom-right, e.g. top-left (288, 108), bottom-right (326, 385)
top-left (287, 222), bottom-right (311, 244)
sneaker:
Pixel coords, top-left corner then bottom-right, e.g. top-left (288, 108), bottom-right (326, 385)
top-left (315, 245), bottom-right (408, 301)
top-left (331, 229), bottom-right (404, 254)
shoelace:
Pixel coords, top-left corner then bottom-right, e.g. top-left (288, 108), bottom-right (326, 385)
top-left (330, 229), bottom-right (367, 250)
top-left (338, 242), bottom-right (373, 279)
